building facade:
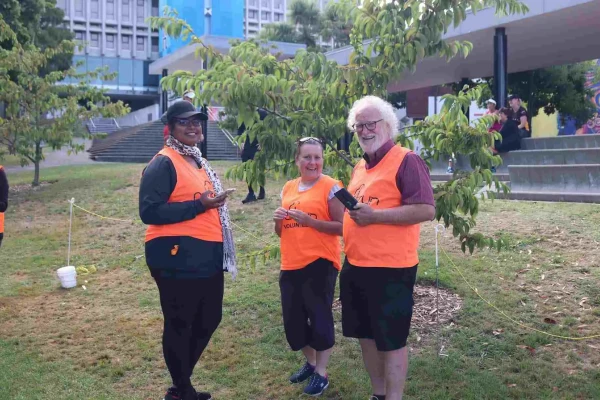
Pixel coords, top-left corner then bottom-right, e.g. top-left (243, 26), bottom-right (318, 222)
top-left (56, 0), bottom-right (333, 112)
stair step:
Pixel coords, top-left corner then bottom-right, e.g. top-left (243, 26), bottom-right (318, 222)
top-left (508, 164), bottom-right (600, 194)
top-left (521, 134), bottom-right (600, 150)
top-left (509, 191), bottom-right (600, 203)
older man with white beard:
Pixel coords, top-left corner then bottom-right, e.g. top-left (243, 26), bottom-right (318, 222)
top-left (340, 96), bottom-right (435, 400)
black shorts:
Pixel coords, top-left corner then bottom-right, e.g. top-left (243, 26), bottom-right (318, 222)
top-left (279, 258), bottom-right (339, 352)
top-left (340, 259), bottom-right (418, 351)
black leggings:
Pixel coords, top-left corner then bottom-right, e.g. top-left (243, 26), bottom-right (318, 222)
top-left (154, 271), bottom-right (224, 389)
top-left (0, 233), bottom-right (3, 248)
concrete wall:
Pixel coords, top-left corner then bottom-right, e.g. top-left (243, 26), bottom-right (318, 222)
top-left (117, 104), bottom-right (160, 126)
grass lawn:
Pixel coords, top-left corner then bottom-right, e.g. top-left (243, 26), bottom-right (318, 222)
top-left (1, 163), bottom-right (599, 400)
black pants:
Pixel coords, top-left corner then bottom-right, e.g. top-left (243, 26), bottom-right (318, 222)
top-left (154, 271), bottom-right (224, 389)
top-left (279, 258), bottom-right (338, 351)
top-left (0, 233), bottom-right (3, 248)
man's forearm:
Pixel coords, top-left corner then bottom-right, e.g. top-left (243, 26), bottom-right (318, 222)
top-left (373, 204), bottom-right (435, 225)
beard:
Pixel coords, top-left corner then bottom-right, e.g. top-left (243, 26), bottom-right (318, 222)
top-left (358, 134), bottom-right (387, 154)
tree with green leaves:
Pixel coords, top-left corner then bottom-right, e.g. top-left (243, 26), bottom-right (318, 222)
top-left (459, 61), bottom-right (600, 131)
top-left (0, 17), bottom-right (128, 186)
top-left (261, 0), bottom-right (353, 52)
top-left (150, 0), bottom-right (529, 261)
top-left (0, 0), bottom-right (73, 74)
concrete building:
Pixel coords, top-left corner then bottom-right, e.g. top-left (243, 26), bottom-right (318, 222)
top-left (56, 0), bottom-right (162, 112)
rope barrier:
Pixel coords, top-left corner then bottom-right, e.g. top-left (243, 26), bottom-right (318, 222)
top-left (435, 229), bottom-right (600, 341)
top-left (68, 199), bottom-right (600, 341)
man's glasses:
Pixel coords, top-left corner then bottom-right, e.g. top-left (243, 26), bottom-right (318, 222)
top-left (174, 118), bottom-right (202, 127)
top-left (352, 119), bottom-right (383, 133)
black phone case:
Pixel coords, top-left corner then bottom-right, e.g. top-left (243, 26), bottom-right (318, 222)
top-left (334, 188), bottom-right (358, 210)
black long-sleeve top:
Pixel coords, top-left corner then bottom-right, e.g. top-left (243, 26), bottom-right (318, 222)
top-left (139, 155), bottom-right (222, 279)
top-left (0, 167), bottom-right (8, 213)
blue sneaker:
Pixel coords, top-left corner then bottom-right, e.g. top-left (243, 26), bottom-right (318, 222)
top-left (490, 166), bottom-right (497, 173)
top-left (303, 373), bottom-right (329, 396)
top-left (446, 166), bottom-right (454, 174)
top-left (289, 361), bottom-right (315, 384)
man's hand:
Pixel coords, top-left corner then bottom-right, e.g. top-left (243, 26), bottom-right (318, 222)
top-left (348, 203), bottom-right (378, 226)
top-left (199, 191), bottom-right (226, 209)
top-left (273, 207), bottom-right (288, 221)
top-left (288, 209), bottom-right (315, 227)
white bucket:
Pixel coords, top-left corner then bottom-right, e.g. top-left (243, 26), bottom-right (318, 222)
top-left (57, 266), bottom-right (77, 289)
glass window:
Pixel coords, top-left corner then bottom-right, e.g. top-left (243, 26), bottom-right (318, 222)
top-left (122, 0), bottom-right (130, 20)
top-left (90, 0), bottom-right (99, 18)
top-left (274, 0), bottom-right (283, 10)
top-left (75, 31), bottom-right (85, 42)
top-left (122, 35), bottom-right (131, 50)
top-left (261, 11), bottom-right (270, 21)
top-left (136, 36), bottom-right (145, 51)
top-left (249, 0), bottom-right (257, 6)
top-left (151, 37), bottom-right (159, 52)
top-left (74, 0), bottom-right (84, 17)
top-left (137, 0), bottom-right (145, 23)
top-left (107, 0), bottom-right (115, 19)
top-left (90, 33), bottom-right (100, 47)
top-left (248, 10), bottom-right (257, 19)
top-left (261, 0), bottom-right (269, 7)
top-left (106, 34), bottom-right (115, 49)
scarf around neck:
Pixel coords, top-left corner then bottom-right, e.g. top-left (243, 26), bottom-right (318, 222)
top-left (166, 136), bottom-right (238, 279)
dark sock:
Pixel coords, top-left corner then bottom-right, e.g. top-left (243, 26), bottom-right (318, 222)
top-left (373, 395), bottom-right (386, 400)
top-left (247, 185), bottom-right (255, 196)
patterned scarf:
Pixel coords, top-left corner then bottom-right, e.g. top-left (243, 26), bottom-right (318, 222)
top-left (166, 135), bottom-right (238, 279)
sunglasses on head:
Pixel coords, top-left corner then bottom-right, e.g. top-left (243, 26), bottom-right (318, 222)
top-left (174, 118), bottom-right (202, 127)
top-left (297, 137), bottom-right (323, 145)
top-left (351, 119), bottom-right (383, 133)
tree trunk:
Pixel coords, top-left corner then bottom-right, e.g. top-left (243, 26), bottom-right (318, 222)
top-left (32, 141), bottom-right (42, 186)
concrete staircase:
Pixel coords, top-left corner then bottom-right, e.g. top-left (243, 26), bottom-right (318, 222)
top-left (508, 134), bottom-right (600, 203)
top-left (87, 118), bottom-right (122, 134)
top-left (88, 121), bottom-right (240, 163)
top-left (429, 134), bottom-right (600, 203)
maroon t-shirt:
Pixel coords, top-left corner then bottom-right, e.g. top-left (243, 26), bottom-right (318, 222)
top-left (362, 140), bottom-right (435, 207)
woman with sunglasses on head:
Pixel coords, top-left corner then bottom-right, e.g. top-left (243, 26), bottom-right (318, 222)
top-left (272, 137), bottom-right (345, 397)
top-left (139, 101), bottom-right (237, 400)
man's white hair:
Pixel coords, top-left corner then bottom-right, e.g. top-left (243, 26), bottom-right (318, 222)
top-left (347, 95), bottom-right (399, 138)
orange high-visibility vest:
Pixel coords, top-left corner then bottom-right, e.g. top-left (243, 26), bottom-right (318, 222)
top-left (280, 175), bottom-right (342, 271)
top-left (343, 145), bottom-right (420, 268)
top-left (145, 147), bottom-right (222, 243)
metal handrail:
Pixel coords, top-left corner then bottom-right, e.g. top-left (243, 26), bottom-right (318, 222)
top-left (112, 118), bottom-right (120, 129)
top-left (89, 118), bottom-right (96, 129)
top-left (221, 128), bottom-right (238, 146)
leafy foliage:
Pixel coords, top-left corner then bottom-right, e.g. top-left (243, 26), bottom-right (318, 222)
top-left (0, 0), bottom-right (74, 74)
top-left (461, 62), bottom-right (600, 129)
top-left (0, 17), bottom-right (128, 185)
top-left (150, 0), bottom-right (529, 260)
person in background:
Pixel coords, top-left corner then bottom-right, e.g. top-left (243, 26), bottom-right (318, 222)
top-left (238, 109), bottom-right (267, 204)
top-left (508, 94), bottom-right (530, 138)
top-left (163, 90), bottom-right (197, 142)
top-left (273, 137), bottom-right (344, 397)
top-left (341, 96), bottom-right (435, 400)
top-left (140, 101), bottom-right (237, 400)
top-left (493, 107), bottom-right (522, 154)
top-left (485, 98), bottom-right (498, 116)
top-left (0, 165), bottom-right (8, 249)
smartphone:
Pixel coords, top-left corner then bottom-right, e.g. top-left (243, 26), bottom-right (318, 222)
top-left (215, 188), bottom-right (236, 198)
top-left (334, 188), bottom-right (359, 210)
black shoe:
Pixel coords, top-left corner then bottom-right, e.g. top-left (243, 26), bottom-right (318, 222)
top-left (303, 373), bottom-right (329, 396)
top-left (257, 187), bottom-right (265, 200)
top-left (289, 361), bottom-right (315, 384)
top-left (242, 192), bottom-right (257, 204)
top-left (163, 387), bottom-right (182, 400)
top-left (197, 392), bottom-right (212, 400)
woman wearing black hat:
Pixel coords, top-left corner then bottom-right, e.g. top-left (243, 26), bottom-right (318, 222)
top-left (139, 101), bottom-right (237, 400)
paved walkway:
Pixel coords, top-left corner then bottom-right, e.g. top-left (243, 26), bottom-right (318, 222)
top-left (4, 139), bottom-right (100, 173)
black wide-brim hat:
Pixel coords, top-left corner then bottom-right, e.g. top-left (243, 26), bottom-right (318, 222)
top-left (161, 101), bottom-right (208, 124)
